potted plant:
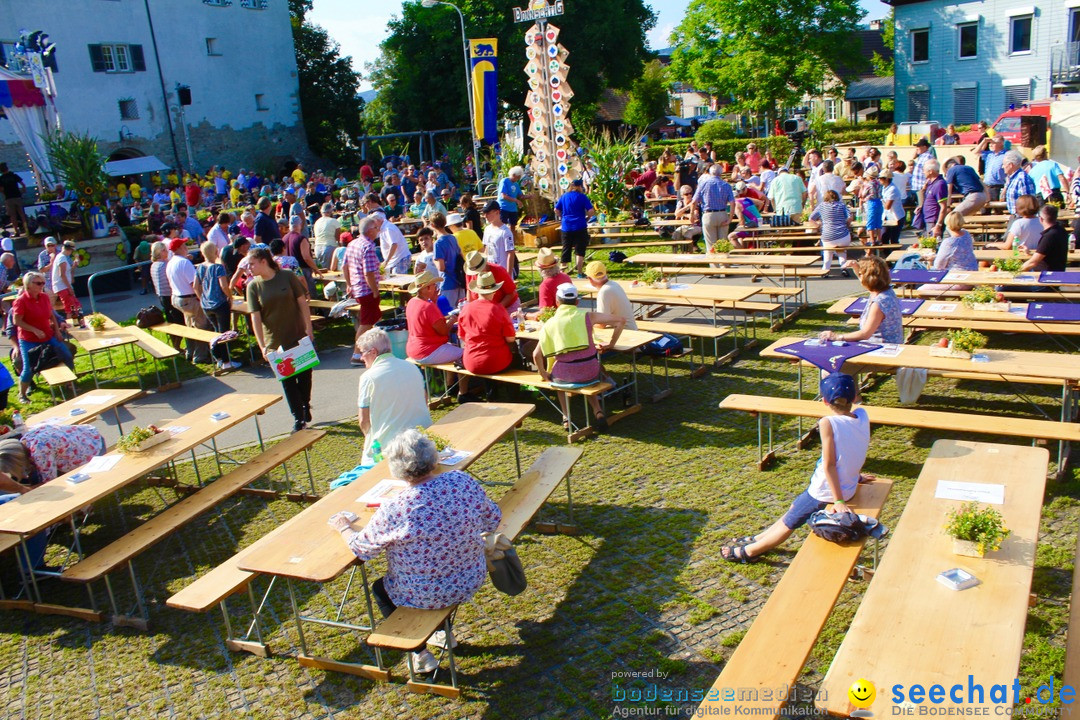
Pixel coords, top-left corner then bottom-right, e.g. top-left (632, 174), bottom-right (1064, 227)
top-left (87, 313), bottom-right (107, 332)
top-left (639, 268), bottom-right (668, 289)
top-left (116, 425), bottom-right (169, 454)
top-left (415, 426), bottom-right (451, 453)
top-left (537, 306), bottom-right (556, 324)
top-left (930, 328), bottom-right (988, 359)
top-left (992, 257), bottom-right (1023, 275)
top-left (917, 236), bottom-right (938, 255)
top-left (711, 239), bottom-right (733, 255)
top-left (961, 285), bottom-right (1009, 312)
top-left (944, 502), bottom-right (1010, 558)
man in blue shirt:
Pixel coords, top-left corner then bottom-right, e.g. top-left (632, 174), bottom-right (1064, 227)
top-left (554, 179), bottom-right (595, 277)
top-left (943, 157), bottom-right (987, 216)
top-left (691, 165), bottom-right (735, 249)
top-left (177, 206), bottom-right (207, 244)
top-left (497, 167), bottom-right (525, 228)
top-left (980, 135), bottom-right (1007, 201)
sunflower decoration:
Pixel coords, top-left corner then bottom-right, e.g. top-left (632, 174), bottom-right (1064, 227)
top-left (605, 191), bottom-right (617, 201)
top-left (74, 248), bottom-right (91, 268)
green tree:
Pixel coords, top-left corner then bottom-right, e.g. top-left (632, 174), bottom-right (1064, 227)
top-left (668, 0), bottom-right (866, 117)
top-left (623, 60), bottom-right (670, 129)
top-left (873, 9), bottom-right (895, 77)
top-left (289, 0), bottom-right (362, 162)
top-left (368, 0), bottom-right (656, 135)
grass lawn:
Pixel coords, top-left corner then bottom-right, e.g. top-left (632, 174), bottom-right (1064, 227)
top-left (0, 289), bottom-right (1075, 718)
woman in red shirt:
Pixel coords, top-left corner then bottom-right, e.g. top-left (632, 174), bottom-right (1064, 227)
top-left (406, 269), bottom-right (471, 398)
top-left (457, 272), bottom-right (516, 376)
top-left (528, 248), bottom-right (571, 319)
top-left (12, 271), bottom-right (73, 403)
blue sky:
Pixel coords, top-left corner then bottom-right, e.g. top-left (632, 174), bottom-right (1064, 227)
top-left (311, 0), bottom-right (890, 90)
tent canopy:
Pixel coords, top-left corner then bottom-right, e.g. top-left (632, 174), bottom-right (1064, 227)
top-left (0, 67), bottom-right (44, 108)
top-left (104, 155), bottom-right (170, 177)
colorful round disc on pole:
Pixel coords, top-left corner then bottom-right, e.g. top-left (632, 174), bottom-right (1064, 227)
top-left (557, 163), bottom-right (568, 175)
top-left (555, 133), bottom-right (566, 146)
top-left (548, 59), bottom-right (560, 73)
top-left (556, 148), bottom-right (567, 161)
top-left (545, 28), bottom-right (558, 43)
top-left (537, 164), bottom-right (548, 175)
top-left (536, 150), bottom-right (547, 162)
top-left (552, 104), bottom-right (563, 117)
top-left (528, 77), bottom-right (540, 90)
top-left (559, 177), bottom-right (571, 190)
top-left (530, 92), bottom-right (541, 106)
top-left (547, 44), bottom-right (558, 58)
top-left (553, 119), bottom-right (565, 132)
top-left (526, 47), bottom-right (536, 60)
top-left (540, 177), bottom-right (550, 191)
top-left (550, 75), bottom-right (561, 88)
top-left (551, 89), bottom-right (562, 102)
top-left (533, 134), bottom-right (547, 145)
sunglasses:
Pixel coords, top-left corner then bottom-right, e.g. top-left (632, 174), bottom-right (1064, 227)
top-left (30, 281), bottom-right (45, 286)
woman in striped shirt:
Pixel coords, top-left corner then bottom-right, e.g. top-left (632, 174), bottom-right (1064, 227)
top-left (809, 190), bottom-right (852, 274)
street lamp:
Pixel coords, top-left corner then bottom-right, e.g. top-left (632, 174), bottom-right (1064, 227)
top-left (421, 0), bottom-right (481, 192)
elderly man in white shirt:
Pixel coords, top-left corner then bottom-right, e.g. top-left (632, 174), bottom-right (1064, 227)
top-left (165, 235), bottom-right (211, 363)
top-left (364, 195), bottom-right (411, 275)
top-left (207, 211), bottom-right (231, 251)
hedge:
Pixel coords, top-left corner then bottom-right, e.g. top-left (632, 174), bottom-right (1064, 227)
top-left (646, 128), bottom-right (889, 163)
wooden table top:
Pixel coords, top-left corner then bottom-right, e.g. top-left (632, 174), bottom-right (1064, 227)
top-left (515, 326), bottom-right (660, 353)
top-left (761, 336), bottom-right (1080, 382)
top-left (816, 439), bottom-right (1048, 717)
top-left (237, 402), bottom-right (534, 582)
top-left (628, 253), bottom-right (820, 268)
top-left (572, 278), bottom-right (759, 304)
top-left (594, 219), bottom-right (689, 228)
top-left (69, 316), bottom-right (137, 352)
top-left (26, 388), bottom-right (143, 428)
top-left (888, 269), bottom-right (1080, 287)
top-left (0, 393), bottom-right (280, 536)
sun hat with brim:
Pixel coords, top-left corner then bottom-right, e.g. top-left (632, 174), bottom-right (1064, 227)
top-left (409, 269), bottom-right (440, 294)
top-left (468, 271), bottom-right (503, 295)
top-left (446, 212), bottom-right (465, 226)
top-left (465, 250), bottom-right (487, 273)
top-left (534, 247), bottom-right (558, 269)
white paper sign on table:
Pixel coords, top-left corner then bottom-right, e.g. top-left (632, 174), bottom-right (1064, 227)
top-left (934, 480), bottom-right (1005, 505)
top-left (160, 425), bottom-right (190, 435)
top-left (100, 338), bottom-right (125, 347)
top-left (357, 479), bottom-right (409, 506)
top-left (76, 394), bottom-right (115, 406)
top-left (439, 448), bottom-right (474, 466)
top-left (927, 303), bottom-right (957, 313)
top-left (869, 344), bottom-right (903, 357)
top-left (667, 283), bottom-right (691, 290)
top-left (84, 455), bottom-right (123, 473)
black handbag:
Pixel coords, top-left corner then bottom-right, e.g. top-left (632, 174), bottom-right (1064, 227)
top-left (135, 306), bottom-right (165, 328)
top-left (488, 547), bottom-right (527, 596)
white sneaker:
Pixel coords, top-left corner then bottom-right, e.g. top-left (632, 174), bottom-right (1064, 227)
top-left (411, 649), bottom-right (439, 674)
top-left (222, 360), bottom-right (242, 370)
top-left (427, 629), bottom-right (458, 650)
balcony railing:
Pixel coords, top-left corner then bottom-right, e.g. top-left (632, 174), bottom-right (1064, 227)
top-left (1051, 42), bottom-right (1080, 85)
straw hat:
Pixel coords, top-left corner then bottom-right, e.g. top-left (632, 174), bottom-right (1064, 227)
top-left (465, 250), bottom-right (487, 273)
top-left (534, 247), bottom-right (558, 270)
top-left (408, 269), bottom-right (440, 294)
top-left (468, 271), bottom-right (503, 296)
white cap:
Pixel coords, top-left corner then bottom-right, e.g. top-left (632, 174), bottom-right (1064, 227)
top-left (555, 282), bottom-right (578, 301)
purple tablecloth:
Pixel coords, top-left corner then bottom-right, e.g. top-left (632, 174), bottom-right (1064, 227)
top-left (774, 339), bottom-right (882, 372)
top-left (1026, 303), bottom-right (1080, 322)
top-left (844, 297), bottom-right (924, 316)
top-left (1038, 271), bottom-right (1080, 285)
top-left (889, 269), bottom-right (947, 284)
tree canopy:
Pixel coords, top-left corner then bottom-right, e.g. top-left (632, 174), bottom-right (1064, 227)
top-left (623, 60), bottom-right (670, 129)
top-left (366, 0), bottom-right (656, 136)
top-left (290, 0), bottom-right (362, 163)
top-left (668, 0), bottom-right (866, 116)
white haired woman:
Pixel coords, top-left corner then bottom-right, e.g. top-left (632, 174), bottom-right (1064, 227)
top-left (328, 428), bottom-right (501, 674)
top-left (497, 166), bottom-right (525, 228)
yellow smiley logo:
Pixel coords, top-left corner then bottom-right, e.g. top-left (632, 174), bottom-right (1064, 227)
top-left (848, 678), bottom-right (876, 709)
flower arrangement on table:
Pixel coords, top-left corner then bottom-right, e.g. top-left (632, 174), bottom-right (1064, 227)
top-left (932, 328), bottom-right (988, 360)
top-left (917, 235), bottom-right (939, 251)
top-left (87, 313), bottom-right (107, 332)
top-left (960, 285), bottom-right (1009, 312)
top-left (634, 268), bottom-right (668, 289)
top-left (711, 239), bottom-right (733, 255)
top-left (991, 257), bottom-right (1023, 274)
top-left (944, 501), bottom-right (1009, 557)
top-left (116, 425), bottom-right (168, 454)
top-left (537, 306), bottom-right (556, 324)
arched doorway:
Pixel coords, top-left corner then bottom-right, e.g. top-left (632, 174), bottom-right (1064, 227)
top-left (107, 147), bottom-right (145, 162)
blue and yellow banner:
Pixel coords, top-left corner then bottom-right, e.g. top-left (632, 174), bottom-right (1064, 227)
top-left (469, 38), bottom-right (498, 145)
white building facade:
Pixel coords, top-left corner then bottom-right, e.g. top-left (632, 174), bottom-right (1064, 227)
top-left (0, 0), bottom-right (309, 176)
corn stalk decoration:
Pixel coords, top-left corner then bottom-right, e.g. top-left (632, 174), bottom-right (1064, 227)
top-left (578, 127), bottom-right (637, 216)
top-left (42, 130), bottom-right (107, 231)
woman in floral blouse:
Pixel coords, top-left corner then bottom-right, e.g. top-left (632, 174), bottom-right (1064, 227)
top-left (329, 428), bottom-right (500, 674)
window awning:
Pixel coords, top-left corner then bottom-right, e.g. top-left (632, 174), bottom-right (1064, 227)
top-left (104, 155), bottom-right (170, 177)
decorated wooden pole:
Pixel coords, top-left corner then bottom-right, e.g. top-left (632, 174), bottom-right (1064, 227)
top-left (518, 1), bottom-right (581, 201)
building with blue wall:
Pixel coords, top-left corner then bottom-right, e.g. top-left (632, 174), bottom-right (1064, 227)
top-left (891, 0), bottom-right (1080, 124)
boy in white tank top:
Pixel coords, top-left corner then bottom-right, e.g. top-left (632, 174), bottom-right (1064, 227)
top-left (722, 373), bottom-right (875, 563)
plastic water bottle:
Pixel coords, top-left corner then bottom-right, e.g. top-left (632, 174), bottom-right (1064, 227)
top-left (598, 212), bottom-right (606, 226)
top-left (12, 412), bottom-right (23, 429)
top-left (372, 441), bottom-right (383, 463)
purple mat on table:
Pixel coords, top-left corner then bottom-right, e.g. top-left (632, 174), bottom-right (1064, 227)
top-left (774, 340), bottom-right (882, 372)
top-left (844, 297), bottom-right (924, 315)
top-left (1038, 271), bottom-right (1080, 285)
top-left (889, 269), bottom-right (947, 284)
top-left (1026, 303), bottom-right (1080, 322)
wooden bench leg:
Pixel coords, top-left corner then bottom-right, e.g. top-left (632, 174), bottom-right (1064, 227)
top-left (534, 467), bottom-right (580, 535)
top-left (221, 587), bottom-right (271, 658)
top-left (405, 615), bottom-right (460, 699)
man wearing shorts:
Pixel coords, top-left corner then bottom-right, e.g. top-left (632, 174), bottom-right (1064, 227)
top-left (344, 215), bottom-right (383, 365)
top-left (554, 179), bottom-right (595, 278)
top-left (0, 164), bottom-right (28, 237)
